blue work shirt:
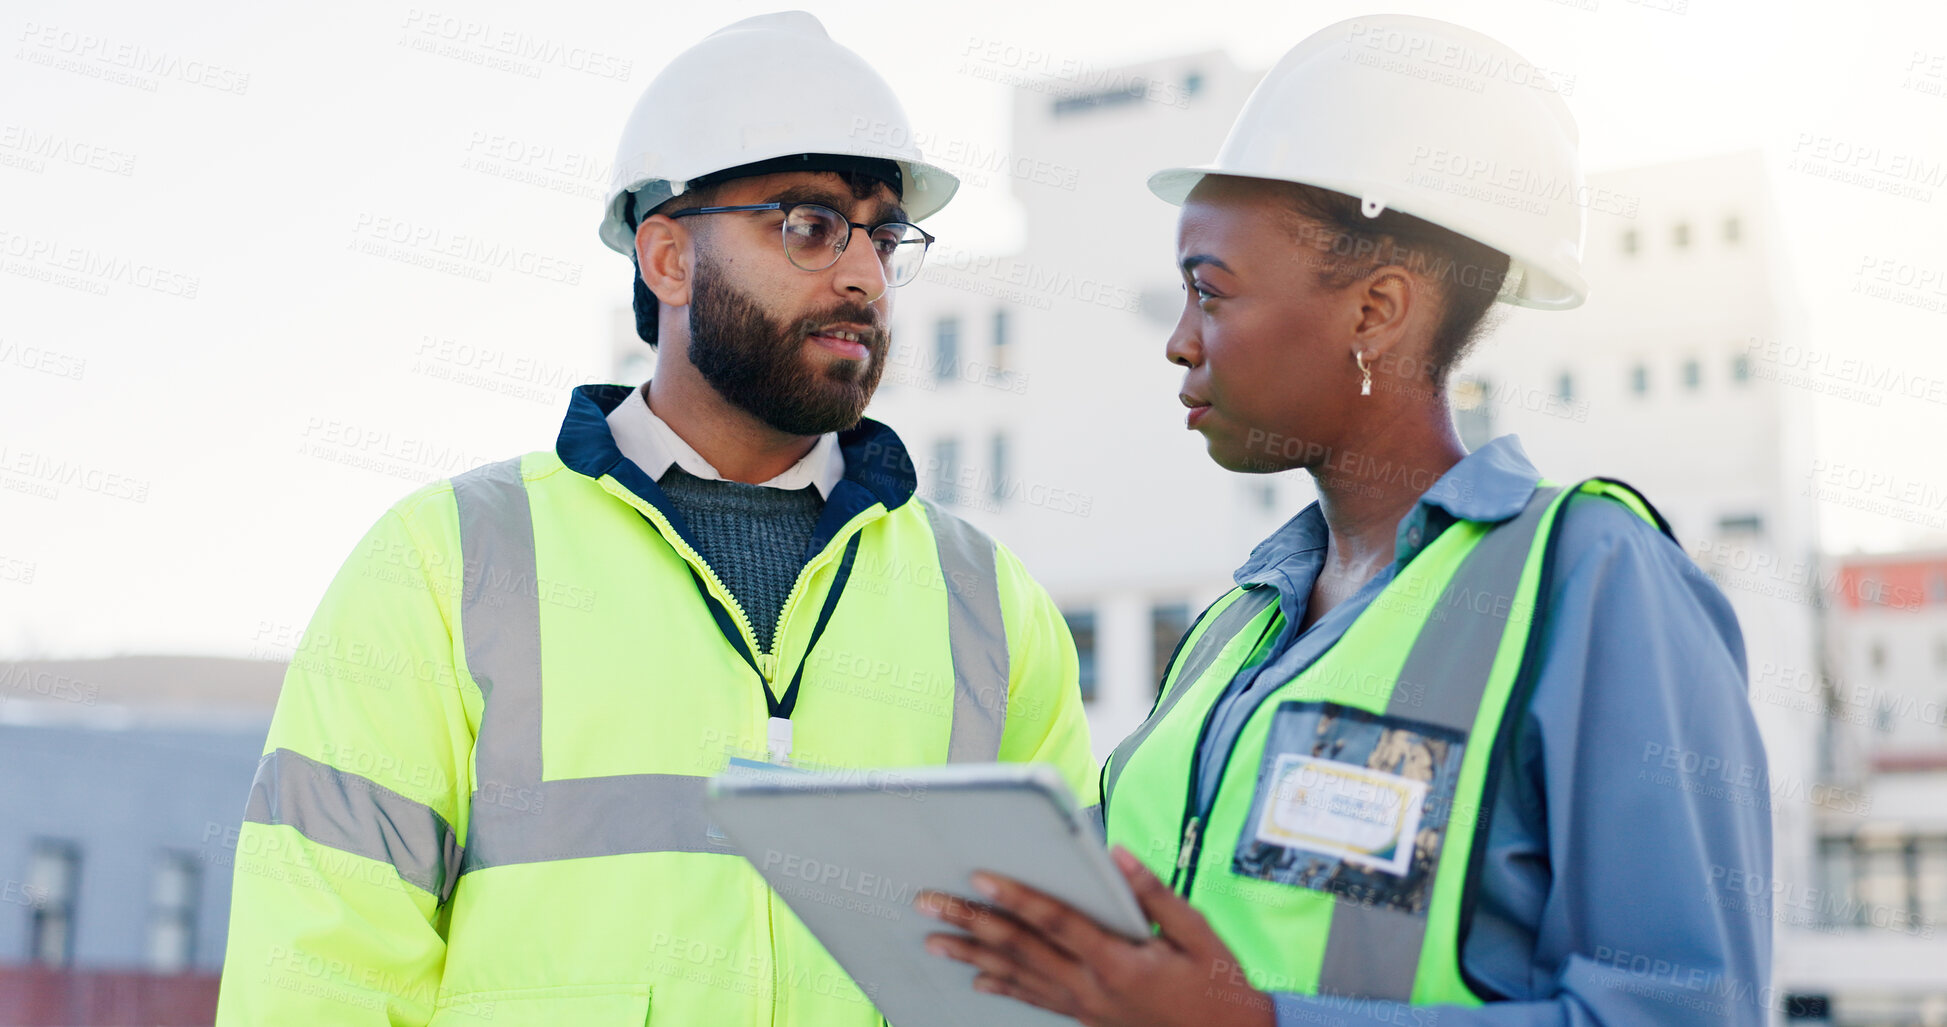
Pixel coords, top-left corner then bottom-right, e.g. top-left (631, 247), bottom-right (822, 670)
top-left (1190, 434), bottom-right (1773, 1026)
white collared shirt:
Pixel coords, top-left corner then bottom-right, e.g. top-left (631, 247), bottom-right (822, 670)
top-left (605, 384), bottom-right (845, 499)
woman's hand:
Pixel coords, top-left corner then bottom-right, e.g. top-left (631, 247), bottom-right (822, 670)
top-left (916, 845), bottom-right (1274, 1027)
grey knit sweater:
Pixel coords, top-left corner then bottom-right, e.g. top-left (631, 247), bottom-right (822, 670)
top-left (655, 465), bottom-right (825, 654)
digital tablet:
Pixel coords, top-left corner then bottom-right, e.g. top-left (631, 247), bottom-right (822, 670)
top-left (706, 761), bottom-right (1148, 1027)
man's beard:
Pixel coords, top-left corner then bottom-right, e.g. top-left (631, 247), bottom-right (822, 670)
top-left (686, 255), bottom-right (889, 436)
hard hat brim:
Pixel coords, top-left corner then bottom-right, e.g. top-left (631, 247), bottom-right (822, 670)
top-left (1144, 165), bottom-right (1588, 311)
top-left (599, 156), bottom-right (959, 258)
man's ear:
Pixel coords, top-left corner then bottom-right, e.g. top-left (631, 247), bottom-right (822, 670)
top-left (635, 215), bottom-right (694, 308)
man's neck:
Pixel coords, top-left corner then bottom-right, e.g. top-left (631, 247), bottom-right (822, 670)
top-left (644, 373), bottom-right (819, 485)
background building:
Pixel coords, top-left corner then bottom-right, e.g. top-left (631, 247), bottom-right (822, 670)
top-left (0, 657), bottom-right (278, 1025)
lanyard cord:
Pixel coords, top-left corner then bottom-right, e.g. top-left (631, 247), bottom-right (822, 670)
top-left (682, 531), bottom-right (864, 721)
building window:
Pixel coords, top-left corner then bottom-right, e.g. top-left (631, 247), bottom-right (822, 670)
top-left (1452, 376), bottom-right (1493, 450)
top-left (1731, 353), bottom-right (1751, 384)
top-left (1870, 639), bottom-right (1885, 672)
top-left (1930, 573), bottom-right (1947, 604)
top-left (1629, 363), bottom-right (1649, 396)
top-left (1821, 833), bottom-right (1947, 930)
top-left (148, 851), bottom-right (199, 973)
top-left (1724, 216), bottom-right (1742, 244)
top-left (1621, 229), bottom-right (1638, 256)
top-left (1917, 837), bottom-right (1947, 928)
top-left (1150, 603), bottom-right (1192, 697)
top-left (1718, 514), bottom-right (1763, 536)
top-left (1673, 222), bottom-right (1691, 248)
top-left (1556, 371), bottom-right (1574, 403)
top-left (1817, 837), bottom-right (1854, 928)
top-left (992, 308), bottom-right (1010, 372)
top-left (1935, 635), bottom-right (1947, 670)
top-left (26, 839), bottom-right (81, 967)
top-left (1183, 71), bottom-right (1204, 98)
top-left (1682, 359), bottom-right (1701, 391)
top-left (1064, 609), bottom-right (1098, 702)
top-left (989, 434), bottom-right (1008, 502)
top-left (933, 317), bottom-right (960, 384)
top-left (931, 437), bottom-right (961, 506)
top-left (1856, 836), bottom-right (1908, 917)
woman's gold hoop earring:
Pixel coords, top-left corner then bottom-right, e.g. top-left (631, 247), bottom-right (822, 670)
top-left (1356, 352), bottom-right (1372, 396)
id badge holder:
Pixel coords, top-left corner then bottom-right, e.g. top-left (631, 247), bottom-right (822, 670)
top-left (1231, 700), bottom-right (1468, 915)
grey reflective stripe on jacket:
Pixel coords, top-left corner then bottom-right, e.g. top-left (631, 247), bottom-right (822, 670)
top-left (243, 747), bottom-right (464, 902)
top-left (921, 499), bottom-right (1010, 763)
top-left (1101, 586), bottom-right (1281, 808)
top-left (451, 458), bottom-right (1012, 874)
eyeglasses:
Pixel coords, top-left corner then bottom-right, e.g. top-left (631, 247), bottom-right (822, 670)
top-left (665, 202), bottom-right (935, 287)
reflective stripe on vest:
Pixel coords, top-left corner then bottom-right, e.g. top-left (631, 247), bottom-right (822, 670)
top-left (1101, 586), bottom-right (1281, 807)
top-left (1314, 484), bottom-right (1562, 1001)
top-left (1105, 479), bottom-right (1665, 1006)
top-left (451, 456), bottom-right (1013, 874)
top-left (243, 747), bottom-right (464, 902)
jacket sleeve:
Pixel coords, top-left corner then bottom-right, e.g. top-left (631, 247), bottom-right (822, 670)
top-left (1267, 493), bottom-right (1774, 1026)
top-left (215, 492), bottom-right (478, 1025)
top-left (992, 541), bottom-right (1098, 807)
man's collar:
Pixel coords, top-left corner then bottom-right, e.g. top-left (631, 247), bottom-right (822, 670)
top-left (605, 384), bottom-right (844, 499)
top-left (556, 384), bottom-right (916, 516)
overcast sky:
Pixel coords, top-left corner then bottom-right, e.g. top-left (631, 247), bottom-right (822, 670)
top-left (3, 0), bottom-right (1945, 659)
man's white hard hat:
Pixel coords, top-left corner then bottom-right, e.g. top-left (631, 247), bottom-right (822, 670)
top-left (598, 10), bottom-right (961, 256)
top-left (1149, 14), bottom-right (1590, 309)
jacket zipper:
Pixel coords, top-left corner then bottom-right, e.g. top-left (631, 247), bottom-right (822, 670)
top-left (765, 510), bottom-right (875, 665)
top-left (1170, 607), bottom-right (1283, 899)
top-left (617, 486), bottom-right (768, 671)
top-left (619, 480), bottom-right (884, 1027)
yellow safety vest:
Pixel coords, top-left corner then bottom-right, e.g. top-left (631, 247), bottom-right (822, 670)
top-left (1103, 478), bottom-right (1667, 1006)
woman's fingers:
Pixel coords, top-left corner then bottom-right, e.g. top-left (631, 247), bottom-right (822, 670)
top-left (1113, 846), bottom-right (1218, 948)
top-left (967, 870), bottom-right (1129, 967)
top-left (923, 930), bottom-right (1079, 1016)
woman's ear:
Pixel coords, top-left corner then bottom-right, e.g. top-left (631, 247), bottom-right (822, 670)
top-left (1351, 265), bottom-right (1419, 364)
top-left (635, 215), bottom-right (694, 308)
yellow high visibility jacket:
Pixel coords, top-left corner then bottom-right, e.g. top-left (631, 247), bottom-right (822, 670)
top-left (214, 384), bottom-right (1095, 1026)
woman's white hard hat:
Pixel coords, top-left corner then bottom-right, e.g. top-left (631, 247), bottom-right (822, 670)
top-left (1149, 14), bottom-right (1590, 309)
